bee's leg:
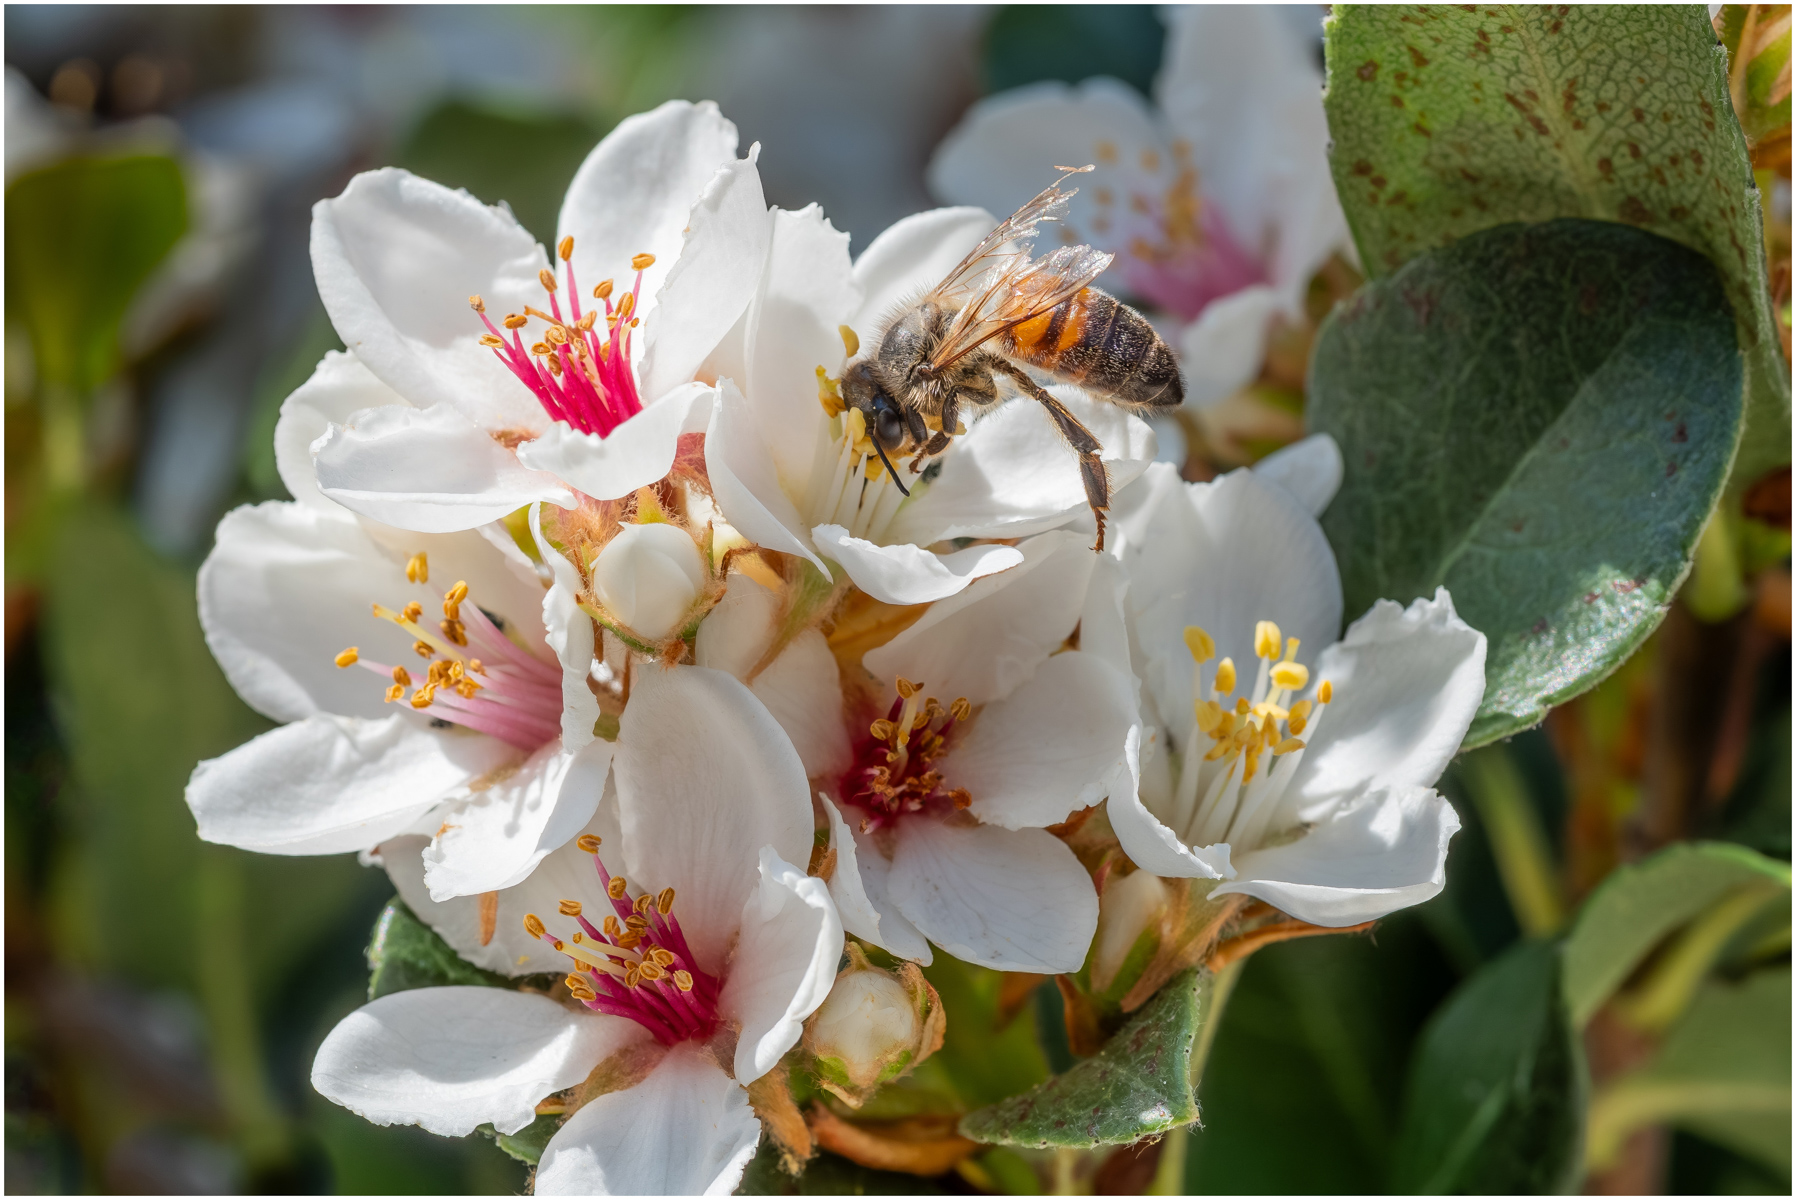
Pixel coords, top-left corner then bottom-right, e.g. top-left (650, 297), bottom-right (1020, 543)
top-left (903, 408), bottom-right (936, 472)
top-left (908, 393), bottom-right (962, 470)
top-left (991, 363), bottom-right (1110, 551)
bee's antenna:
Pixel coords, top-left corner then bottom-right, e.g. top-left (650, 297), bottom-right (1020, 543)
top-left (870, 435), bottom-right (911, 497)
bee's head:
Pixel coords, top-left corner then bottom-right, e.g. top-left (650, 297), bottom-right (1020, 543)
top-left (842, 362), bottom-right (908, 453)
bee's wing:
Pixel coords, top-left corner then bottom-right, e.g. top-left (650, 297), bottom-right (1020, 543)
top-left (925, 173), bottom-right (1086, 305)
top-left (924, 242), bottom-right (1115, 374)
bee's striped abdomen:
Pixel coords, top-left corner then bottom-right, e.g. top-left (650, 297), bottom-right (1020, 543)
top-left (998, 288), bottom-right (1182, 412)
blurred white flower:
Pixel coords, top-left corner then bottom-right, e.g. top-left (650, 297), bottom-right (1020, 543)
top-left (929, 6), bottom-right (1350, 409)
top-left (1106, 462), bottom-right (1485, 927)
top-left (303, 99), bottom-right (768, 532)
top-left (313, 667), bottom-right (841, 1196)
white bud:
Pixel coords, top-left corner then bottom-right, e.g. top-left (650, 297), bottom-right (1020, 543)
top-left (803, 947), bottom-right (943, 1106)
top-left (591, 522), bottom-right (705, 641)
top-left (1091, 869), bottom-right (1168, 994)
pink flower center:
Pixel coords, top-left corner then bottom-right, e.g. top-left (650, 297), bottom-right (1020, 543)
top-left (838, 678), bottom-right (973, 832)
top-left (333, 551), bottom-right (562, 751)
top-left (470, 238), bottom-right (648, 437)
top-left (1091, 159), bottom-right (1269, 323)
top-left (525, 835), bottom-right (722, 1046)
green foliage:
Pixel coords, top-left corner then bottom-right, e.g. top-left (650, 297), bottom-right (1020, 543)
top-left (875, 956), bottom-right (1051, 1116)
top-left (398, 101), bottom-right (608, 247)
top-left (959, 969), bottom-right (1210, 1149)
top-left (981, 6), bottom-right (1166, 98)
top-left (1392, 939), bottom-right (1585, 1194)
top-left (1560, 841), bottom-right (1790, 1027)
top-left (1322, 3), bottom-right (1789, 494)
top-left (366, 898), bottom-right (509, 1000)
top-left (1307, 219), bottom-right (1744, 746)
top-left (736, 1149), bottom-right (945, 1195)
top-left (1717, 5), bottom-right (1794, 144)
top-left (1588, 967), bottom-right (1792, 1177)
top-left (5, 154), bottom-right (187, 393)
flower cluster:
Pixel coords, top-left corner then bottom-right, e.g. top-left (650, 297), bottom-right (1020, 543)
top-left (187, 98), bottom-right (1484, 1194)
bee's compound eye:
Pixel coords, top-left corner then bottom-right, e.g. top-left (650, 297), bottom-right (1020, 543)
top-left (874, 405), bottom-right (906, 450)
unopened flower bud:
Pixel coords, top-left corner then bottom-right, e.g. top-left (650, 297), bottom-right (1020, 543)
top-left (591, 522), bottom-right (705, 641)
top-left (1090, 868), bottom-right (1168, 996)
top-left (803, 945), bottom-right (943, 1107)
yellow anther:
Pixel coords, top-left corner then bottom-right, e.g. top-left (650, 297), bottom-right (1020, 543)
top-left (456, 680), bottom-right (478, 698)
top-left (1283, 637), bottom-right (1301, 662)
top-left (558, 899), bottom-right (582, 917)
top-left (1254, 621), bottom-right (1282, 659)
top-left (624, 914), bottom-right (648, 932)
top-left (674, 970), bottom-right (694, 992)
top-left (1242, 751), bottom-right (1261, 782)
top-left (405, 552), bottom-right (428, 583)
top-left (523, 914), bottom-right (546, 938)
top-left (391, 666), bottom-right (411, 686)
top-left (651, 948), bottom-right (675, 967)
top-left (614, 293), bottom-right (635, 321)
top-left (576, 311), bottom-right (598, 332)
top-left (1194, 699), bottom-right (1225, 734)
top-left (895, 677), bottom-right (921, 699)
top-left (565, 971), bottom-right (590, 990)
top-left (1253, 701), bottom-right (1289, 723)
top-left (950, 697), bottom-right (972, 722)
top-left (1213, 712), bottom-right (1238, 740)
top-left (1235, 696), bottom-right (1251, 715)
top-left (440, 619), bottom-right (467, 646)
top-left (633, 894), bottom-right (653, 915)
top-left (503, 313), bottom-right (528, 330)
top-left (606, 878), bottom-right (628, 902)
top-left (478, 333), bottom-right (504, 348)
top-left (413, 641), bottom-right (433, 658)
top-left (1289, 699), bottom-right (1313, 723)
top-left (1271, 662), bottom-right (1310, 692)
top-left (1274, 737), bottom-right (1306, 756)
top-left (531, 341), bottom-right (552, 356)
top-left (335, 647), bottom-right (359, 668)
top-left (409, 687), bottom-right (434, 709)
top-left (1203, 741), bottom-right (1233, 761)
top-left (552, 938), bottom-right (566, 951)
top-left (1183, 626), bottom-right (1215, 663)
top-left (869, 718), bottom-right (895, 741)
top-left (638, 960), bottom-right (664, 982)
top-left (384, 684), bottom-right (403, 703)
top-left (839, 324), bottom-right (860, 358)
top-left (657, 888), bottom-right (675, 914)
top-left (558, 235), bottom-right (575, 262)
top-left (539, 268), bottom-right (558, 292)
top-left (1213, 658), bottom-right (1237, 694)
top-left (469, 294), bottom-right (486, 312)
top-left (593, 279), bottom-right (614, 301)
top-left (575, 834), bottom-right (603, 855)
top-left (401, 601), bottom-right (423, 623)
top-left (546, 325), bottom-right (568, 345)
top-left (630, 252), bottom-right (656, 271)
top-left (1318, 680), bottom-right (1334, 704)
top-left (445, 580), bottom-right (469, 606)
top-left (623, 966), bottom-right (641, 988)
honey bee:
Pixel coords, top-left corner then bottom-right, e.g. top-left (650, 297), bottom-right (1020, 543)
top-left (841, 167), bottom-right (1182, 551)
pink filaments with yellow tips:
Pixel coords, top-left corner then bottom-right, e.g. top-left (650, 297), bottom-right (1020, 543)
top-left (333, 551), bottom-right (562, 751)
top-left (470, 238), bottom-right (650, 437)
top-left (524, 834), bottom-right (722, 1046)
top-left (840, 677), bottom-right (974, 832)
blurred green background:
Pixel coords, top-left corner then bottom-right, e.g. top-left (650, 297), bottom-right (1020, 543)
top-left (4, 5), bottom-right (1789, 1194)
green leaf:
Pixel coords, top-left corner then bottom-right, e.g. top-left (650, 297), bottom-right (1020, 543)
top-left (1392, 939), bottom-right (1585, 1194)
top-left (366, 897), bottom-right (509, 1000)
top-left (5, 154), bottom-right (187, 392)
top-left (1322, 3), bottom-right (1789, 495)
top-left (735, 1148), bottom-right (946, 1195)
top-left (879, 956), bottom-right (1049, 1116)
top-left (958, 968), bottom-right (1212, 1149)
top-left (1307, 219), bottom-right (1744, 747)
top-left (1561, 841), bottom-right (1790, 1027)
top-left (1587, 967), bottom-right (1791, 1176)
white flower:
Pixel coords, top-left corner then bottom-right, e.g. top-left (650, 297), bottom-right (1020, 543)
top-left (186, 405), bottom-right (610, 900)
top-left (694, 530), bottom-right (1134, 973)
top-left (929, 7), bottom-right (1350, 408)
top-left (702, 203), bottom-right (1158, 606)
top-left (311, 666), bottom-right (841, 1196)
top-left (304, 99), bottom-right (771, 533)
top-left (1105, 463), bottom-right (1486, 927)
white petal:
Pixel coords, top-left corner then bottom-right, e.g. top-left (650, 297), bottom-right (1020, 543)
top-left (722, 848), bottom-right (843, 1085)
top-left (311, 168), bottom-right (548, 430)
top-left (557, 100), bottom-right (740, 317)
top-left (515, 383), bottom-right (713, 501)
top-left (1107, 774), bottom-right (1234, 880)
top-left (639, 150), bottom-right (772, 402)
top-left (1078, 551), bottom-right (1135, 686)
top-left (187, 714), bottom-right (510, 855)
top-left (692, 571), bottom-right (783, 679)
top-left (752, 630), bottom-right (853, 781)
top-left (1295, 589), bottom-right (1487, 806)
top-left (1215, 786), bottom-right (1461, 926)
top-left (1120, 468), bottom-right (1343, 749)
top-left (849, 207), bottom-right (993, 338)
top-left (1253, 432), bottom-right (1342, 517)
top-left (311, 987), bottom-right (636, 1137)
top-left (422, 737), bottom-right (613, 900)
top-left (814, 524), bottom-right (1023, 607)
top-left (274, 350), bottom-right (407, 510)
top-left (949, 651), bottom-right (1136, 831)
top-left (865, 530), bottom-right (1092, 707)
top-left (705, 378), bottom-right (827, 571)
top-left (1174, 284), bottom-right (1280, 409)
top-left (534, 1043), bottom-right (759, 1196)
top-left (819, 796), bottom-right (933, 964)
top-left (531, 502), bottom-right (601, 752)
top-left (200, 502), bottom-right (545, 723)
top-left (927, 78), bottom-right (1166, 255)
top-left (889, 820), bottom-right (1098, 974)
top-left (884, 387), bottom-right (1158, 546)
top-left (613, 666), bottom-right (814, 968)
top-left (744, 205), bottom-right (859, 489)
top-left (314, 403), bottom-right (573, 533)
